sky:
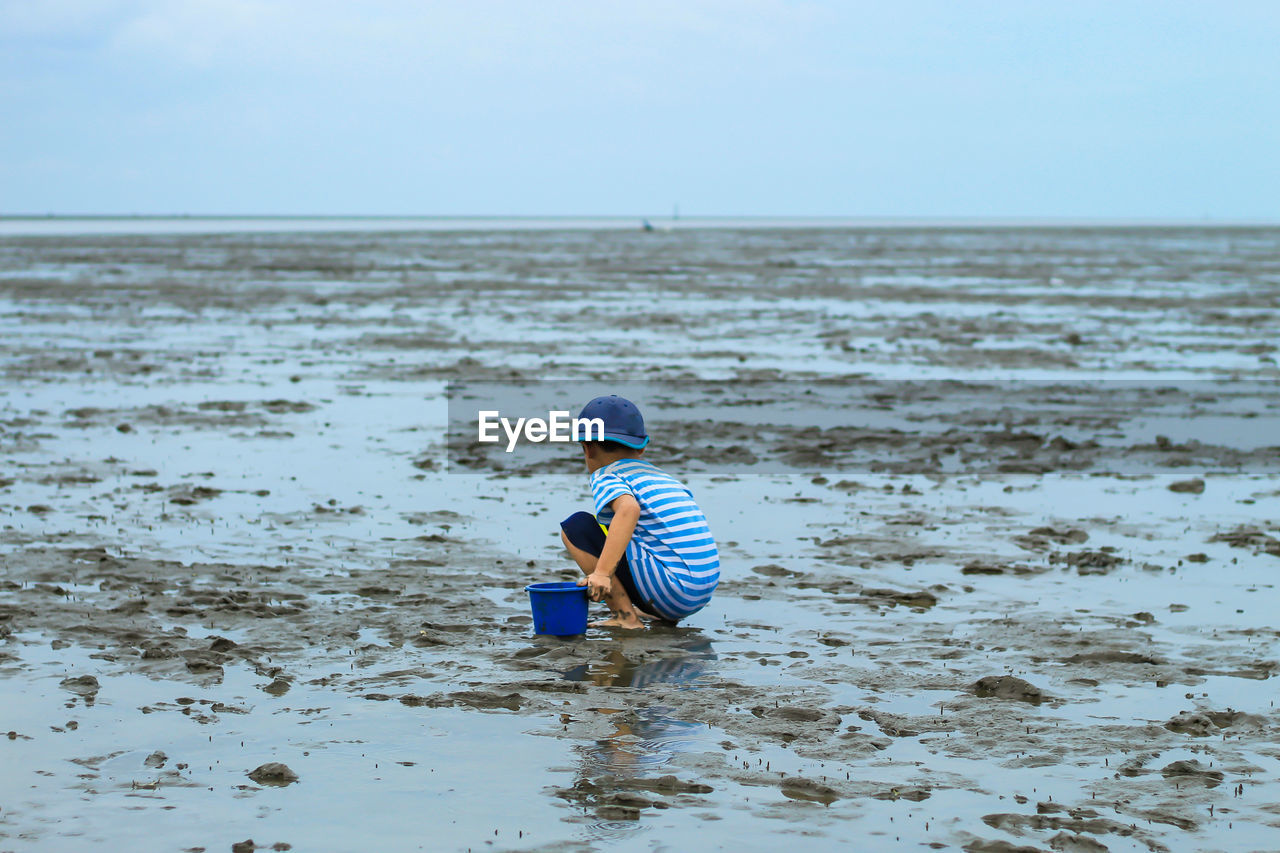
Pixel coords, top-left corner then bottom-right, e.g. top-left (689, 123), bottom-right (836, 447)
top-left (2, 0), bottom-right (1278, 218)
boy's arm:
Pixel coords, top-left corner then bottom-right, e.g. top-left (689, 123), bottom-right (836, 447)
top-left (585, 494), bottom-right (640, 600)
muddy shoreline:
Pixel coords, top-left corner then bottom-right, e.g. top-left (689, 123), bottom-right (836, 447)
top-left (2, 227), bottom-right (1279, 852)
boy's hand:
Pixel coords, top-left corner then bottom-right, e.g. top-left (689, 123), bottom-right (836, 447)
top-left (578, 571), bottom-right (612, 602)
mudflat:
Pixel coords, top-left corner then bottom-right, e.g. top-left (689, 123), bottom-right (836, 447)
top-left (2, 226), bottom-right (1279, 852)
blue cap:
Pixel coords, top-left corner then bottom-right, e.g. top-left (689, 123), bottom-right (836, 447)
top-left (578, 395), bottom-right (649, 449)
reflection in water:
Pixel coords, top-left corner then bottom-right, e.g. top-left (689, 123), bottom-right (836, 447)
top-left (561, 643), bottom-right (713, 689)
top-left (557, 640), bottom-right (717, 839)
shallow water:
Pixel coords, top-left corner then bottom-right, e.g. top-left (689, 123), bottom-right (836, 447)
top-left (2, 226), bottom-right (1279, 852)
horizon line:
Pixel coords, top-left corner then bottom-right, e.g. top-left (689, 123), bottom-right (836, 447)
top-left (2, 213), bottom-right (1278, 227)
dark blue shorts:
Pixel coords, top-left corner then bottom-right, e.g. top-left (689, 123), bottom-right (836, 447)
top-left (560, 511), bottom-right (659, 615)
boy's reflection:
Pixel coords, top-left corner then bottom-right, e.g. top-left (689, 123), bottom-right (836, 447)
top-left (561, 642), bottom-right (713, 690)
top-left (560, 640), bottom-right (716, 827)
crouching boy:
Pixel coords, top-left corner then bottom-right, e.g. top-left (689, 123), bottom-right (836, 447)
top-left (560, 395), bottom-right (719, 629)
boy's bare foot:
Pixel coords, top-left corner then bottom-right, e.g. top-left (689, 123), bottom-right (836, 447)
top-left (590, 615), bottom-right (645, 630)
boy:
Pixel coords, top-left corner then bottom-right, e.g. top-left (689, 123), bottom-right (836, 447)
top-left (560, 395), bottom-right (719, 629)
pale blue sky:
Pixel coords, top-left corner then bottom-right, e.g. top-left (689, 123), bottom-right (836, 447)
top-left (2, 0), bottom-right (1277, 218)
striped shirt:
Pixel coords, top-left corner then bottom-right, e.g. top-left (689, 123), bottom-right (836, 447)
top-left (590, 459), bottom-right (719, 621)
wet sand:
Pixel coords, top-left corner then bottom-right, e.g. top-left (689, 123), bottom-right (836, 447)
top-left (2, 226), bottom-right (1279, 852)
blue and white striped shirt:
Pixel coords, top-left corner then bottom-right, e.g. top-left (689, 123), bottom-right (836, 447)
top-left (590, 459), bottom-right (719, 621)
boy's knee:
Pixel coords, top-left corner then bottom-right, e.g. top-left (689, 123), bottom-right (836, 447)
top-left (560, 511), bottom-right (597, 547)
top-left (560, 510), bottom-right (595, 530)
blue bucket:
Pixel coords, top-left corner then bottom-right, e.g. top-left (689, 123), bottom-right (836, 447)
top-left (525, 582), bottom-right (589, 636)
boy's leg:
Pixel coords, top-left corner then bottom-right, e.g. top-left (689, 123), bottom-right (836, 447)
top-left (606, 561), bottom-right (664, 624)
top-left (560, 530), bottom-right (644, 629)
top-left (560, 528), bottom-right (597, 574)
top-left (559, 511), bottom-right (649, 629)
